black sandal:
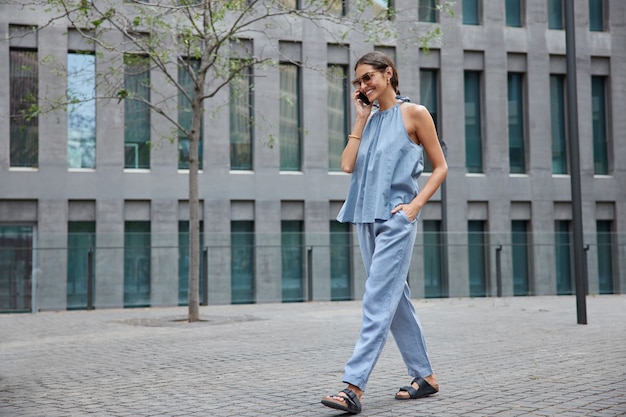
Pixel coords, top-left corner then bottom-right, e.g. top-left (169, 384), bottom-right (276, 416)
top-left (321, 388), bottom-right (362, 414)
top-left (395, 377), bottom-right (439, 400)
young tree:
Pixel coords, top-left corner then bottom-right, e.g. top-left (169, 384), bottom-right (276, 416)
top-left (7, 0), bottom-right (449, 321)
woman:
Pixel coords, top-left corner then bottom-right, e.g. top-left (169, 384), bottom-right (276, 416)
top-left (321, 51), bottom-right (448, 415)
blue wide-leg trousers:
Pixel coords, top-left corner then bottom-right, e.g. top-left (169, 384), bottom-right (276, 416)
top-left (342, 212), bottom-right (433, 391)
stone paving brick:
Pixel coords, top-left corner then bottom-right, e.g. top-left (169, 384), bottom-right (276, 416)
top-left (1, 295), bottom-right (625, 416)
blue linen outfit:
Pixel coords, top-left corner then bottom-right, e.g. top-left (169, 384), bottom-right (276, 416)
top-left (336, 101), bottom-right (433, 391)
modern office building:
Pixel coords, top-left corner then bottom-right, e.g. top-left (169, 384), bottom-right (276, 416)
top-left (1, 0), bottom-right (624, 312)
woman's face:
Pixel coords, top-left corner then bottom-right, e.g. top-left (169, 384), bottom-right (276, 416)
top-left (353, 64), bottom-right (387, 102)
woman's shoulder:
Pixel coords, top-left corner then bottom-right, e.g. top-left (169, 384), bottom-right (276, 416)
top-left (400, 102), bottom-right (431, 119)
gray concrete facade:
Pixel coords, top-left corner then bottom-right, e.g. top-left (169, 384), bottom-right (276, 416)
top-left (0, 0), bottom-right (624, 311)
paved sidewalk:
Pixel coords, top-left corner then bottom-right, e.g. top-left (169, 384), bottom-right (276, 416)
top-left (1, 295), bottom-right (625, 417)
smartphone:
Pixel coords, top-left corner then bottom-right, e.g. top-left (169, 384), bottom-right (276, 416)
top-left (358, 91), bottom-right (370, 105)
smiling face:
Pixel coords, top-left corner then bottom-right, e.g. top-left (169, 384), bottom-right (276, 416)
top-left (353, 65), bottom-right (389, 102)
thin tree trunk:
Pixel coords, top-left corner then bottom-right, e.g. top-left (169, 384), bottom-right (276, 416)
top-left (187, 91), bottom-right (202, 322)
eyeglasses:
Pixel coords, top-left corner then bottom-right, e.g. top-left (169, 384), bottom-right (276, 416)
top-left (351, 71), bottom-right (379, 89)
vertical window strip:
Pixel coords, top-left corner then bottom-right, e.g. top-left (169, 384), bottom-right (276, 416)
top-left (589, 0), bottom-right (604, 32)
top-left (328, 65), bottom-right (348, 172)
top-left (124, 221), bottom-right (151, 307)
top-left (508, 72), bottom-right (526, 174)
top-left (468, 220), bottom-right (487, 297)
top-left (281, 220), bottom-right (304, 302)
top-left (548, 0), bottom-right (564, 30)
top-left (420, 69), bottom-right (439, 172)
top-left (124, 55), bottom-right (151, 169)
top-left (178, 221), bottom-right (205, 306)
top-left (596, 220), bottom-right (614, 294)
top-left (330, 221), bottom-right (351, 301)
top-left (67, 53), bottom-right (96, 169)
top-left (462, 0), bottom-right (480, 25)
top-left (178, 59), bottom-right (203, 170)
top-left (9, 49), bottom-right (39, 168)
top-left (505, 0), bottom-right (522, 27)
top-left (511, 220), bottom-right (530, 296)
top-left (67, 221), bottom-right (96, 309)
top-left (279, 64), bottom-right (301, 171)
top-left (464, 71), bottom-right (483, 173)
top-left (418, 0), bottom-right (437, 22)
top-left (230, 62), bottom-right (253, 170)
top-left (231, 221), bottom-right (255, 304)
top-left (554, 220), bottom-right (572, 295)
top-left (423, 220), bottom-right (443, 298)
top-left (550, 74), bottom-right (568, 174)
top-left (591, 76), bottom-right (609, 175)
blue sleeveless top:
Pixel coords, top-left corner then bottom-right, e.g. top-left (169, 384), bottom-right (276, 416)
top-left (336, 101), bottom-right (424, 224)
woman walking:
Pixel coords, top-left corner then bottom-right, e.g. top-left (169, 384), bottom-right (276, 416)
top-left (321, 51), bottom-right (448, 415)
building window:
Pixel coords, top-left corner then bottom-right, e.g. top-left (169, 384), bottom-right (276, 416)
top-left (124, 221), bottom-right (151, 307)
top-left (468, 220), bottom-right (487, 297)
top-left (328, 65), bottom-right (348, 172)
top-left (178, 221), bottom-right (205, 306)
top-left (281, 220), bottom-right (304, 302)
top-left (330, 221), bottom-right (351, 301)
top-left (0, 226), bottom-right (33, 312)
top-left (423, 220), bottom-right (444, 298)
top-left (328, 0), bottom-right (347, 16)
top-left (230, 62), bottom-right (253, 170)
top-left (418, 0), bottom-right (438, 22)
top-left (505, 0), bottom-right (522, 27)
top-left (550, 74), bottom-right (568, 174)
top-left (178, 59), bottom-right (203, 170)
top-left (508, 72), bottom-right (526, 174)
top-left (67, 53), bottom-right (96, 169)
top-left (555, 220), bottom-right (572, 295)
top-left (278, 0), bottom-right (298, 8)
top-left (279, 64), bottom-right (302, 171)
top-left (124, 55), bottom-right (150, 169)
top-left (67, 222), bottom-right (95, 310)
top-left (231, 221), bottom-right (255, 304)
top-left (10, 49), bottom-right (39, 168)
top-left (548, 0), bottom-right (563, 30)
top-left (511, 220), bottom-right (530, 296)
top-left (596, 220), bottom-right (614, 294)
top-left (420, 69), bottom-right (439, 172)
top-left (591, 76), bottom-right (609, 175)
top-left (464, 71), bottom-right (483, 173)
top-left (589, 0), bottom-right (605, 32)
top-left (463, 0), bottom-right (480, 25)
top-left (374, 0), bottom-right (395, 20)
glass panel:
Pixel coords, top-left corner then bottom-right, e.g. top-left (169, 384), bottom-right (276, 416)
top-left (597, 220), bottom-right (614, 294)
top-left (230, 63), bottom-right (253, 170)
top-left (555, 220), bottom-right (572, 295)
top-left (591, 76), bottom-right (609, 175)
top-left (589, 0), bottom-right (604, 31)
top-left (420, 69), bottom-right (439, 172)
top-left (330, 221), bottom-right (351, 301)
top-left (10, 49), bottom-right (39, 168)
top-left (67, 53), bottom-right (96, 169)
top-left (468, 220), bottom-right (487, 297)
top-left (550, 74), bottom-right (568, 174)
top-left (178, 221), bottom-right (205, 306)
top-left (0, 226), bottom-right (33, 312)
top-left (548, 0), bottom-right (563, 30)
top-left (464, 71), bottom-right (483, 173)
top-left (178, 59), bottom-right (203, 170)
top-left (508, 72), bottom-right (526, 173)
top-left (279, 64), bottom-right (301, 171)
top-left (506, 0), bottom-right (522, 27)
top-left (373, 0), bottom-right (394, 20)
top-left (281, 220), bottom-right (304, 302)
top-left (463, 0), bottom-right (480, 25)
top-left (124, 55), bottom-right (150, 169)
top-left (419, 0), bottom-right (437, 22)
top-left (278, 0), bottom-right (297, 8)
top-left (67, 222), bottom-right (96, 309)
top-left (423, 220), bottom-right (443, 298)
top-left (124, 221), bottom-right (151, 307)
top-left (328, 65), bottom-right (348, 172)
top-left (231, 221), bottom-right (255, 304)
top-left (328, 0), bottom-right (347, 16)
top-left (511, 220), bottom-right (530, 296)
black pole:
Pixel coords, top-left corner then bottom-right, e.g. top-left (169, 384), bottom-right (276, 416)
top-left (87, 249), bottom-right (94, 310)
top-left (564, 0), bottom-right (588, 324)
top-left (495, 244), bottom-right (502, 297)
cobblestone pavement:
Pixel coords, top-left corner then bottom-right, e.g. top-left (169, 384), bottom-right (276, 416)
top-left (1, 295), bottom-right (625, 417)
